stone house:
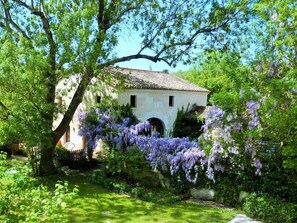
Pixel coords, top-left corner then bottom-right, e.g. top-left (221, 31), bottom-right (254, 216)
top-left (55, 67), bottom-right (209, 150)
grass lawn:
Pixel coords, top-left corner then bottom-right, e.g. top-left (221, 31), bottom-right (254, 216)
top-left (41, 174), bottom-right (240, 223)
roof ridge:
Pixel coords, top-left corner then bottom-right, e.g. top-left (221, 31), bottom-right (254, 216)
top-left (114, 66), bottom-right (169, 74)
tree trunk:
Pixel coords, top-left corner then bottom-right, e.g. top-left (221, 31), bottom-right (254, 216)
top-left (38, 67), bottom-right (93, 175)
top-left (39, 138), bottom-right (57, 175)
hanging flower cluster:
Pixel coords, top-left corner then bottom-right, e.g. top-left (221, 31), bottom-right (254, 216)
top-left (78, 100), bottom-right (264, 183)
top-left (78, 108), bottom-right (208, 183)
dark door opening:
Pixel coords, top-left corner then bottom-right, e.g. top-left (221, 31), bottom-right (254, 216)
top-left (147, 118), bottom-right (164, 136)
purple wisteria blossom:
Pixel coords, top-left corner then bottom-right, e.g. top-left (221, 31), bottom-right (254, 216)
top-left (246, 101), bottom-right (261, 130)
top-left (254, 158), bottom-right (262, 176)
top-left (78, 102), bottom-right (264, 183)
top-left (201, 104), bottom-right (263, 179)
top-left (200, 106), bottom-right (240, 181)
top-left (78, 108), bottom-right (209, 183)
top-left (134, 136), bottom-right (207, 183)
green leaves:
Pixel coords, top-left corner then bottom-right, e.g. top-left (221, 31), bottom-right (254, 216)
top-left (176, 51), bottom-right (249, 105)
top-left (0, 38), bottom-right (53, 146)
top-left (0, 152), bottom-right (78, 222)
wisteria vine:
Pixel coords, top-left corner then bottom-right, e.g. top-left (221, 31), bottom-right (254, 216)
top-left (78, 101), bottom-right (263, 183)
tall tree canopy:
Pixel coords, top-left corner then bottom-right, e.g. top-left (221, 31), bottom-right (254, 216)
top-left (0, 0), bottom-right (254, 175)
top-left (177, 0), bottom-right (297, 173)
top-left (175, 51), bottom-right (251, 103)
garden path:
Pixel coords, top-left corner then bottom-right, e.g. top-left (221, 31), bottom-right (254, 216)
top-left (229, 214), bottom-right (262, 223)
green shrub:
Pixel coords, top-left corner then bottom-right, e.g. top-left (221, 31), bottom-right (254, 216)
top-left (243, 193), bottom-right (297, 223)
top-left (91, 170), bottom-right (183, 204)
top-left (0, 152), bottom-right (78, 223)
top-left (130, 186), bottom-right (146, 198)
top-left (91, 170), bottom-right (129, 193)
top-left (172, 104), bottom-right (204, 140)
top-left (101, 147), bottom-right (160, 187)
top-left (201, 151), bottom-right (297, 207)
top-left (55, 146), bottom-right (89, 169)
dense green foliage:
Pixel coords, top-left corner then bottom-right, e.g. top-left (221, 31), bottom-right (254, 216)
top-left (0, 152), bottom-right (78, 222)
top-left (98, 146), bottom-right (157, 186)
top-left (204, 149), bottom-right (297, 206)
top-left (175, 51), bottom-right (250, 102)
top-left (243, 193), bottom-right (297, 223)
top-left (172, 105), bottom-right (204, 140)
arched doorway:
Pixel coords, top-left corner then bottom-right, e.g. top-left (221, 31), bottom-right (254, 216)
top-left (147, 118), bottom-right (165, 136)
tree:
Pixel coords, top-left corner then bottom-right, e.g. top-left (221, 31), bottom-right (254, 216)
top-left (176, 51), bottom-right (251, 103)
top-left (0, 0), bottom-right (253, 175)
top-left (242, 0), bottom-right (297, 172)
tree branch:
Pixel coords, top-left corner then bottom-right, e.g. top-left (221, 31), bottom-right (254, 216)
top-left (1, 0), bottom-right (31, 41)
top-left (12, 0), bottom-right (56, 71)
top-left (114, 4), bottom-right (138, 24)
top-left (102, 53), bottom-right (171, 67)
top-left (97, 0), bottom-right (105, 31)
top-left (137, 22), bottom-right (168, 55)
top-left (11, 0), bottom-right (34, 11)
top-left (0, 21), bottom-right (5, 29)
top-left (97, 1), bottom-right (138, 34)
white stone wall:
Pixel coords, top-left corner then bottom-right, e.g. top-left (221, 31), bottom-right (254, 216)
top-left (54, 76), bottom-right (106, 149)
top-left (117, 89), bottom-right (208, 136)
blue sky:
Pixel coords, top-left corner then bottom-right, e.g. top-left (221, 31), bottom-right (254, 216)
top-left (115, 32), bottom-right (190, 73)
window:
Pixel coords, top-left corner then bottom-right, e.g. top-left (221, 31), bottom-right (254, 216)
top-left (96, 96), bottom-right (101, 103)
top-left (130, 95), bottom-right (137, 107)
top-left (169, 96), bottom-right (174, 107)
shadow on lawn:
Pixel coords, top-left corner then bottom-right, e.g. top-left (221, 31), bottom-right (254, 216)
top-left (40, 174), bottom-right (237, 223)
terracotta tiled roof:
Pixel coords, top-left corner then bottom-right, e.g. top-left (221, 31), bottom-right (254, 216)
top-left (111, 67), bottom-right (210, 93)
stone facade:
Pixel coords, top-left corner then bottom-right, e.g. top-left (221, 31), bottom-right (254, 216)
top-left (55, 68), bottom-right (209, 149)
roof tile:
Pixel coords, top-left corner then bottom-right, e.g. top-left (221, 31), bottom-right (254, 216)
top-left (112, 67), bottom-right (209, 93)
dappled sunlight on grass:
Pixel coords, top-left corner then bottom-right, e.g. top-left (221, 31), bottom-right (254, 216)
top-left (41, 174), bottom-right (239, 223)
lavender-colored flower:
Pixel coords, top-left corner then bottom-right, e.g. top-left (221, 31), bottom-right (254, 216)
top-left (254, 158), bottom-right (262, 175)
top-left (246, 101), bottom-right (261, 130)
top-left (246, 101), bottom-right (260, 112)
top-left (78, 101), bottom-right (265, 184)
top-left (214, 164), bottom-right (225, 173)
top-left (207, 167), bottom-right (215, 182)
top-left (233, 121), bottom-right (242, 132)
top-left (245, 137), bottom-right (253, 153)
